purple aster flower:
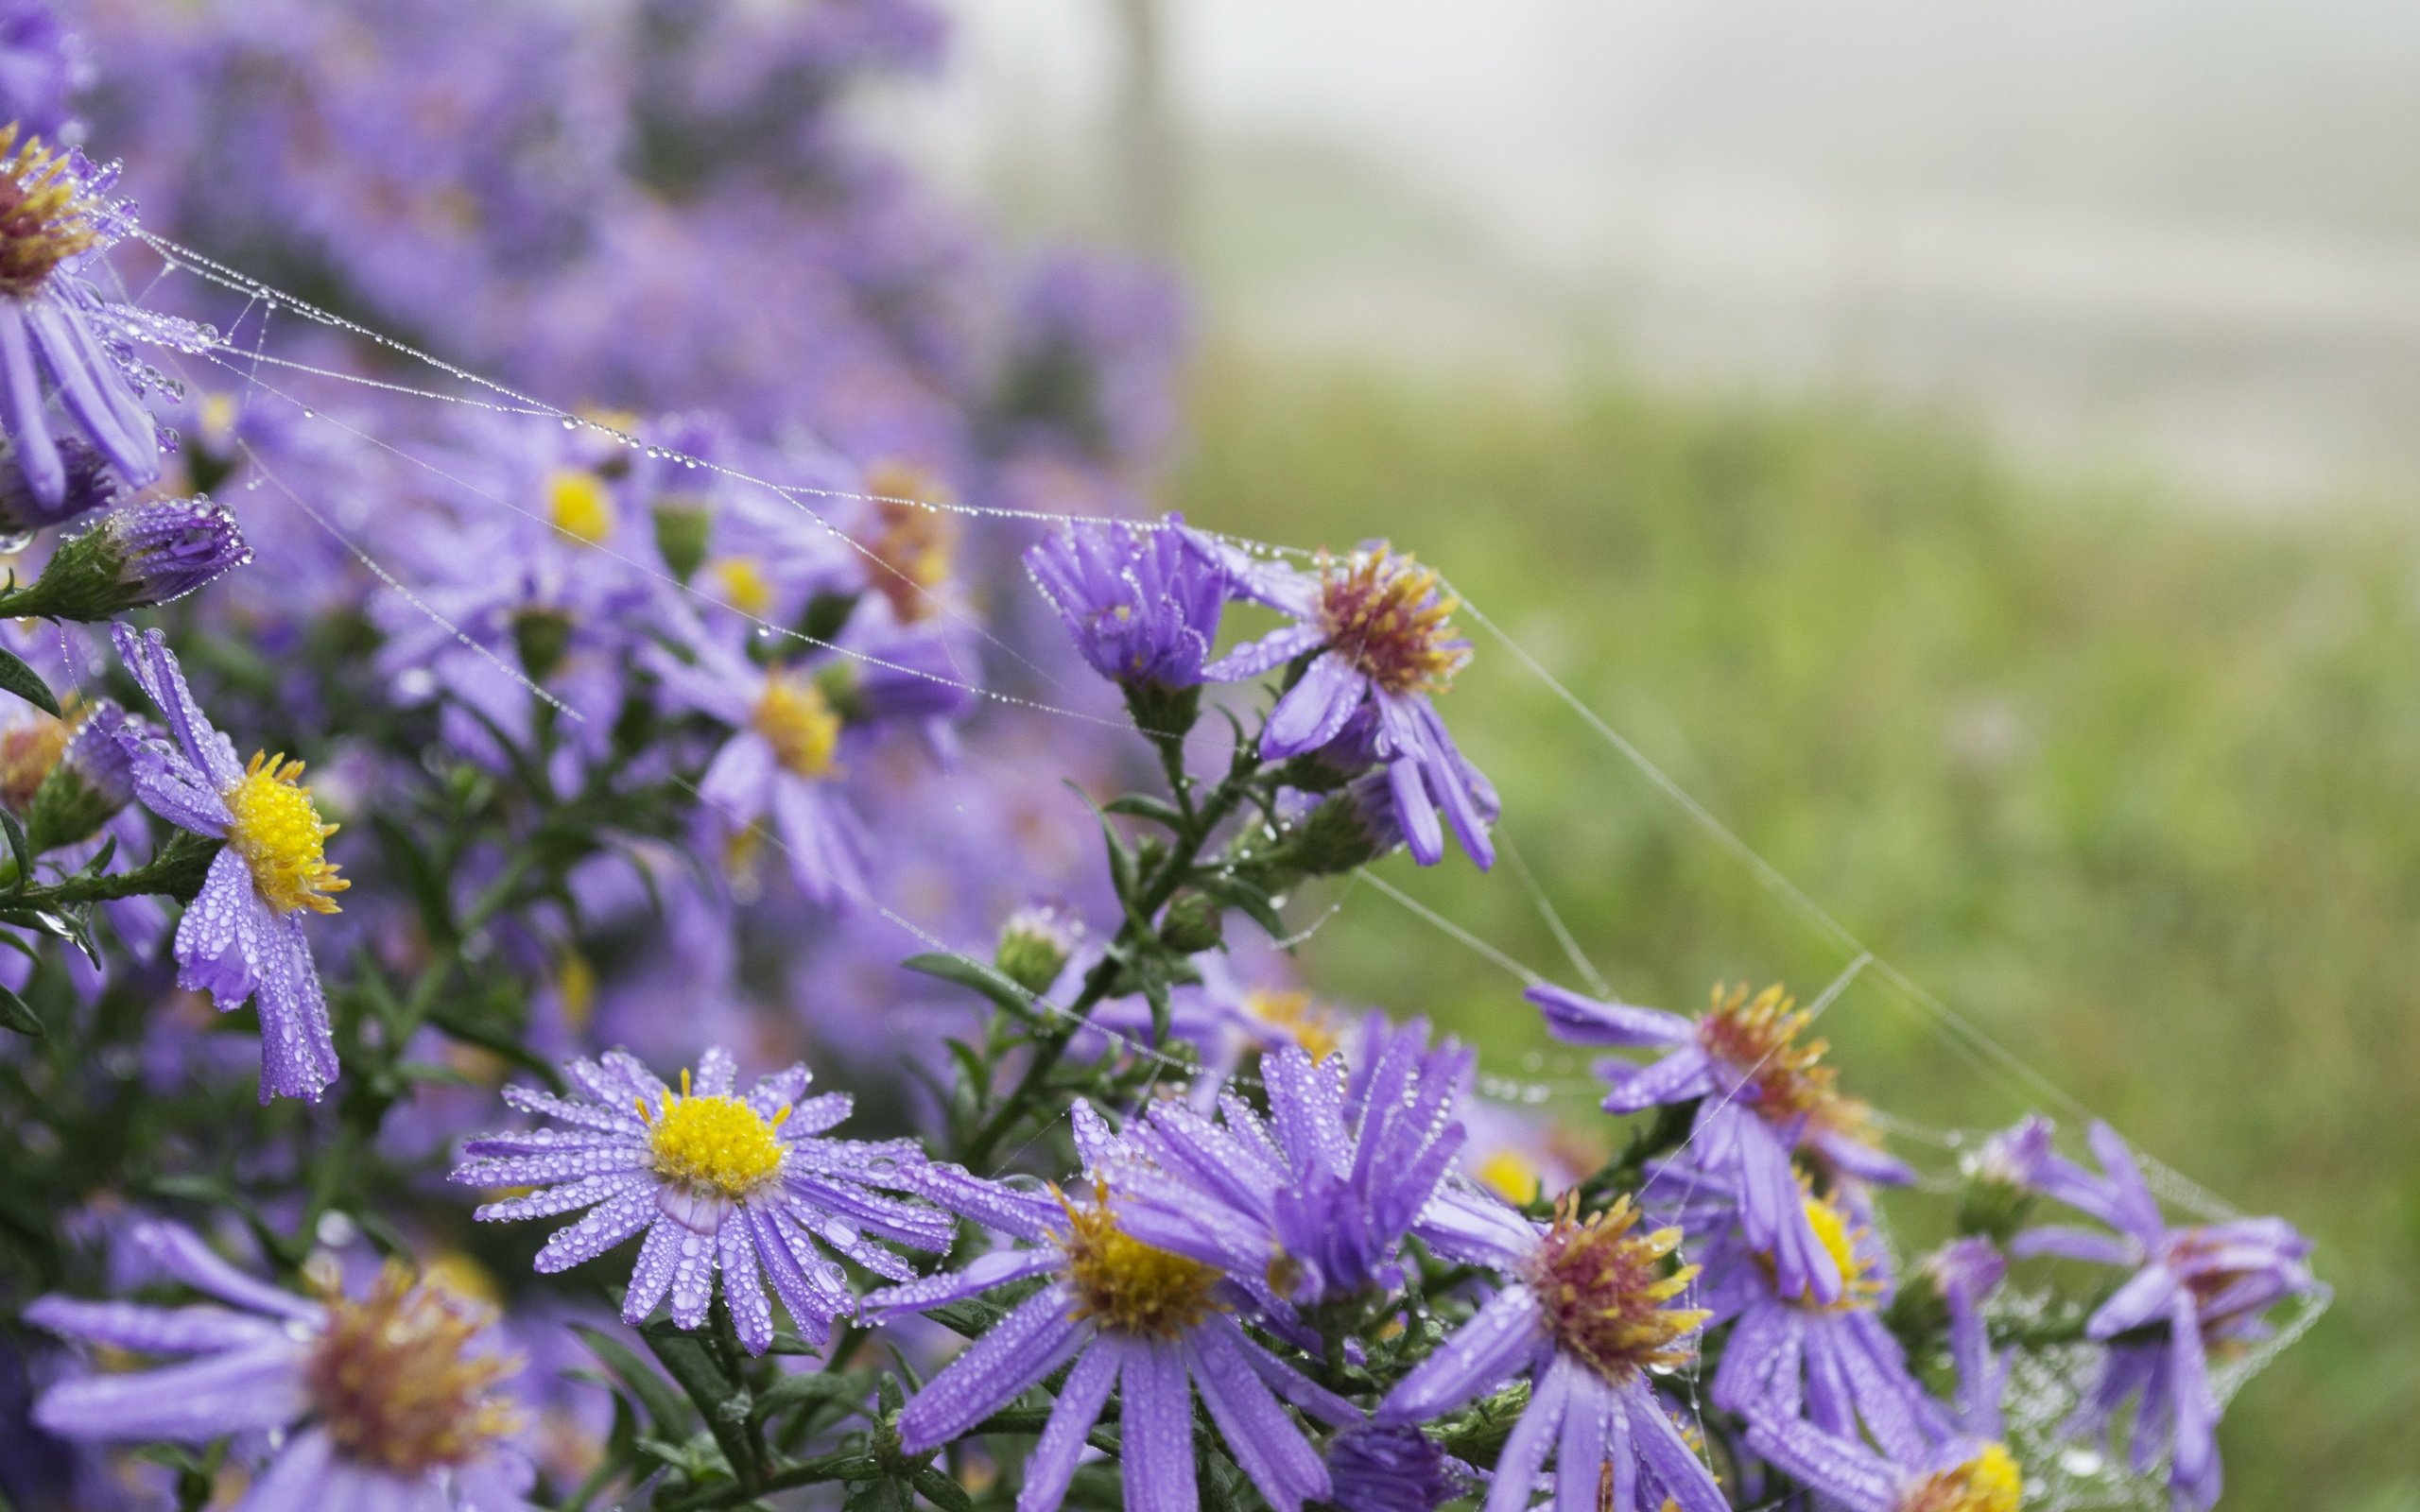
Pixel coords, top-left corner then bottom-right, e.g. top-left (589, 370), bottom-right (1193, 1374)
top-left (27, 1219), bottom-right (536, 1512)
top-left (1386, 1184), bottom-right (1726, 1512)
top-left (1323, 1420), bottom-right (1462, 1512)
top-left (996, 251), bottom-right (1188, 467)
top-left (643, 628), bottom-right (871, 907)
top-left (1110, 1016), bottom-right (1473, 1329)
top-left (1924, 1237), bottom-right (2010, 1439)
top-left (21, 696), bottom-right (132, 850)
top-left (17, 494), bottom-right (250, 617)
top-left (868, 1104), bottom-right (1356, 1512)
top-left (2007, 1122), bottom-right (2315, 1511)
top-left (1531, 980), bottom-right (1914, 1305)
top-left (0, 128), bottom-right (161, 508)
top-left (111, 624), bottom-right (345, 1103)
top-left (0, 431), bottom-right (129, 536)
top-left (1024, 514), bottom-right (1229, 691)
top-left (1205, 542), bottom-right (1494, 868)
top-left (1644, 1161), bottom-right (1950, 1465)
top-left (1746, 1416), bottom-right (2024, 1512)
top-left (451, 1047), bottom-right (952, 1355)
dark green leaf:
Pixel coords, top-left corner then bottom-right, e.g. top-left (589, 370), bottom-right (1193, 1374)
top-left (642, 1325), bottom-right (764, 1483)
top-left (571, 1323), bottom-right (695, 1438)
top-left (0, 981), bottom-right (39, 1037)
top-left (911, 1465), bottom-right (977, 1512)
top-left (0, 647), bottom-right (60, 716)
top-left (900, 952), bottom-right (1032, 1017)
top-left (1101, 794), bottom-right (1184, 828)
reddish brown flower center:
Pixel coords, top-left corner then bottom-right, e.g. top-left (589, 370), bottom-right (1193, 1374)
top-left (1526, 1194), bottom-right (1707, 1383)
top-left (0, 127), bottom-right (99, 298)
top-left (856, 463), bottom-right (955, 623)
top-left (1314, 546), bottom-right (1469, 696)
top-left (304, 1268), bottom-right (518, 1474)
top-left (1694, 983), bottom-right (1840, 1122)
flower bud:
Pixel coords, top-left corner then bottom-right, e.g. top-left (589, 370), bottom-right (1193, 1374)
top-left (1157, 888), bottom-right (1225, 954)
top-left (12, 496), bottom-right (250, 619)
top-left (511, 608), bottom-right (574, 682)
top-left (652, 498), bottom-right (712, 583)
top-left (1955, 1116), bottom-right (2052, 1243)
top-left (25, 702), bottom-right (134, 851)
top-left (994, 904), bottom-right (1080, 996)
top-left (1266, 787), bottom-right (1389, 878)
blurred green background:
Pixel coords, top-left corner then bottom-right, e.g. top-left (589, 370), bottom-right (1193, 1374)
top-left (1172, 355), bottom-right (2420, 1509)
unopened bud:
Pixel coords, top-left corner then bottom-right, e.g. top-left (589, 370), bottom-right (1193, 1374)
top-left (1158, 889), bottom-right (1225, 954)
top-left (9, 497), bottom-right (250, 619)
top-left (994, 904), bottom-right (1080, 996)
top-left (25, 702), bottom-right (135, 851)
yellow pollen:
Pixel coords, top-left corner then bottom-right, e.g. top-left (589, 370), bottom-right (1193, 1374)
top-left (1899, 1444), bottom-right (2023, 1512)
top-left (1697, 983), bottom-right (1841, 1123)
top-left (1528, 1194), bottom-right (1708, 1383)
top-left (1794, 1192), bottom-right (1886, 1313)
top-left (304, 1266), bottom-right (520, 1475)
top-left (0, 127), bottom-right (101, 297)
top-left (0, 707), bottom-right (71, 810)
top-left (857, 463), bottom-right (956, 623)
top-left (223, 752), bottom-right (347, 916)
top-left (752, 674), bottom-right (841, 779)
top-left (1242, 988), bottom-right (1341, 1062)
top-left (1057, 1179), bottom-right (1223, 1337)
top-left (1315, 545), bottom-right (1470, 696)
top-left (643, 1067), bottom-right (790, 1197)
top-left (547, 469), bottom-right (614, 546)
top-left (709, 556), bottom-right (774, 618)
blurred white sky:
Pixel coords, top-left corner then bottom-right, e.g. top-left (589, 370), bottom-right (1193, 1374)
top-left (876, 0), bottom-right (2420, 505)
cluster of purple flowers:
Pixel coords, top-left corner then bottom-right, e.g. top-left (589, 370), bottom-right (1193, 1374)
top-left (0, 3), bottom-right (2319, 1511)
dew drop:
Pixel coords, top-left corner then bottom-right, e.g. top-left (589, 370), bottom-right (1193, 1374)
top-left (0, 530), bottom-right (34, 554)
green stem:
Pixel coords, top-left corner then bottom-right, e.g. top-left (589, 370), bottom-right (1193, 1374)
top-left (653, 1452), bottom-right (869, 1512)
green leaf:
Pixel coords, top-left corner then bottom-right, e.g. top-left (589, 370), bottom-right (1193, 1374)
top-left (0, 810), bottom-right (29, 888)
top-left (1101, 794), bottom-right (1184, 828)
top-left (1187, 870), bottom-right (1288, 938)
top-left (911, 1465), bottom-right (977, 1512)
top-left (842, 1478), bottom-right (912, 1512)
top-left (0, 647), bottom-right (60, 717)
top-left (571, 1323), bottom-right (695, 1438)
top-left (0, 981), bottom-right (39, 1037)
top-left (754, 1367), bottom-right (873, 1418)
top-left (900, 952), bottom-right (1032, 1017)
top-left (641, 1325), bottom-right (764, 1484)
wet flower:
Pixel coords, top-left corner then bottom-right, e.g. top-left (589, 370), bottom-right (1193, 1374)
top-left (645, 627), bottom-right (870, 907)
top-left (1532, 980), bottom-right (1914, 1304)
top-left (1389, 1185), bottom-right (1726, 1512)
top-left (1748, 1418), bottom-right (2022, 1512)
top-left (452, 1048), bottom-right (951, 1354)
top-left (0, 431), bottom-right (130, 536)
top-left (869, 1105), bottom-right (1354, 1512)
top-left (21, 696), bottom-right (130, 850)
top-left (853, 463), bottom-right (955, 625)
top-left (1206, 542), bottom-right (1494, 868)
top-left (2008, 1122), bottom-right (2314, 1511)
top-left (0, 126), bottom-right (160, 508)
top-left (111, 624), bottom-right (343, 1102)
top-left (28, 1219), bottom-right (535, 1512)
top-left (1322, 1419), bottom-right (1462, 1512)
top-left (14, 495), bottom-right (249, 618)
top-left (1113, 1017), bottom-right (1474, 1326)
top-left (1025, 514), bottom-right (1229, 692)
top-left (0, 0), bottom-right (89, 142)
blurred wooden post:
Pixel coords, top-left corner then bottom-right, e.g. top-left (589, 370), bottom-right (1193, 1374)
top-left (1108, 0), bottom-right (1182, 258)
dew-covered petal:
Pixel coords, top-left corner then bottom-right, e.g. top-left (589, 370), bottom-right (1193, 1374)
top-left (474, 1172), bottom-right (651, 1223)
top-left (532, 1183), bottom-right (659, 1271)
top-left (1261, 651), bottom-right (1367, 759)
top-left (862, 1245), bottom-right (1060, 1321)
top-left (718, 1217), bottom-right (774, 1354)
top-left (132, 1221), bottom-right (323, 1324)
top-left (1119, 1336), bottom-right (1199, 1512)
top-left (1480, 1351), bottom-right (1570, 1512)
top-left (35, 1341), bottom-right (307, 1442)
top-left (896, 1286), bottom-right (1085, 1453)
top-left (1384, 1284), bottom-right (1545, 1422)
top-left (1186, 1318), bottom-right (1328, 1511)
top-left (229, 1425), bottom-right (337, 1512)
top-left (1558, 1369), bottom-right (1616, 1512)
top-left (24, 1297), bottom-right (285, 1356)
top-left (1527, 985), bottom-right (1693, 1048)
top-left (1015, 1334), bottom-right (1121, 1512)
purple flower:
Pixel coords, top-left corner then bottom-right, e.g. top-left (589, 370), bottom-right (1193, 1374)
top-left (1386, 1185), bottom-right (1726, 1512)
top-left (1206, 542), bottom-right (1494, 868)
top-left (644, 627), bottom-right (871, 907)
top-left (1111, 1016), bottom-right (1473, 1327)
top-left (1924, 1237), bottom-right (2010, 1439)
top-left (1746, 1417), bottom-right (2023, 1512)
top-left (21, 696), bottom-right (133, 851)
top-left (0, 431), bottom-right (129, 535)
top-left (2008, 1122), bottom-right (2315, 1511)
top-left (1323, 1420), bottom-right (1462, 1512)
top-left (27, 1220), bottom-right (536, 1512)
top-left (1025, 514), bottom-right (1229, 691)
top-left (112, 624), bottom-right (345, 1103)
top-left (21, 494), bottom-right (250, 617)
top-left (1646, 1164), bottom-right (1950, 1465)
top-left (452, 1047), bottom-right (952, 1355)
top-left (868, 1104), bottom-right (1355, 1512)
top-left (0, 127), bottom-right (161, 508)
top-left (1531, 981), bottom-right (1914, 1304)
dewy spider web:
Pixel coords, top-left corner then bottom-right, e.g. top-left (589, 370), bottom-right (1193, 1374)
top-left (101, 229), bottom-right (2322, 1509)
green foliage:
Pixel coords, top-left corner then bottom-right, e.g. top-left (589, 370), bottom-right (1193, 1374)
top-left (1177, 355), bottom-right (2420, 1509)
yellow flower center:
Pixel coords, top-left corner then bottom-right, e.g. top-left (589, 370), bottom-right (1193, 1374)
top-left (0, 128), bottom-right (101, 297)
top-left (709, 556), bottom-right (774, 618)
top-left (1315, 545), bottom-right (1470, 696)
top-left (752, 674), bottom-right (841, 779)
top-left (304, 1267), bottom-right (519, 1475)
top-left (1477, 1148), bottom-right (1544, 1206)
top-left (0, 708), bottom-right (70, 811)
top-left (857, 463), bottom-right (956, 623)
top-left (547, 469), bottom-right (613, 546)
top-left (1794, 1193), bottom-right (1886, 1313)
top-left (642, 1068), bottom-right (790, 1197)
top-left (223, 752), bottom-right (348, 916)
top-left (1899, 1445), bottom-right (2023, 1512)
top-left (1241, 988), bottom-right (1341, 1062)
top-left (1058, 1180), bottom-right (1223, 1337)
top-left (1528, 1194), bottom-right (1708, 1383)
